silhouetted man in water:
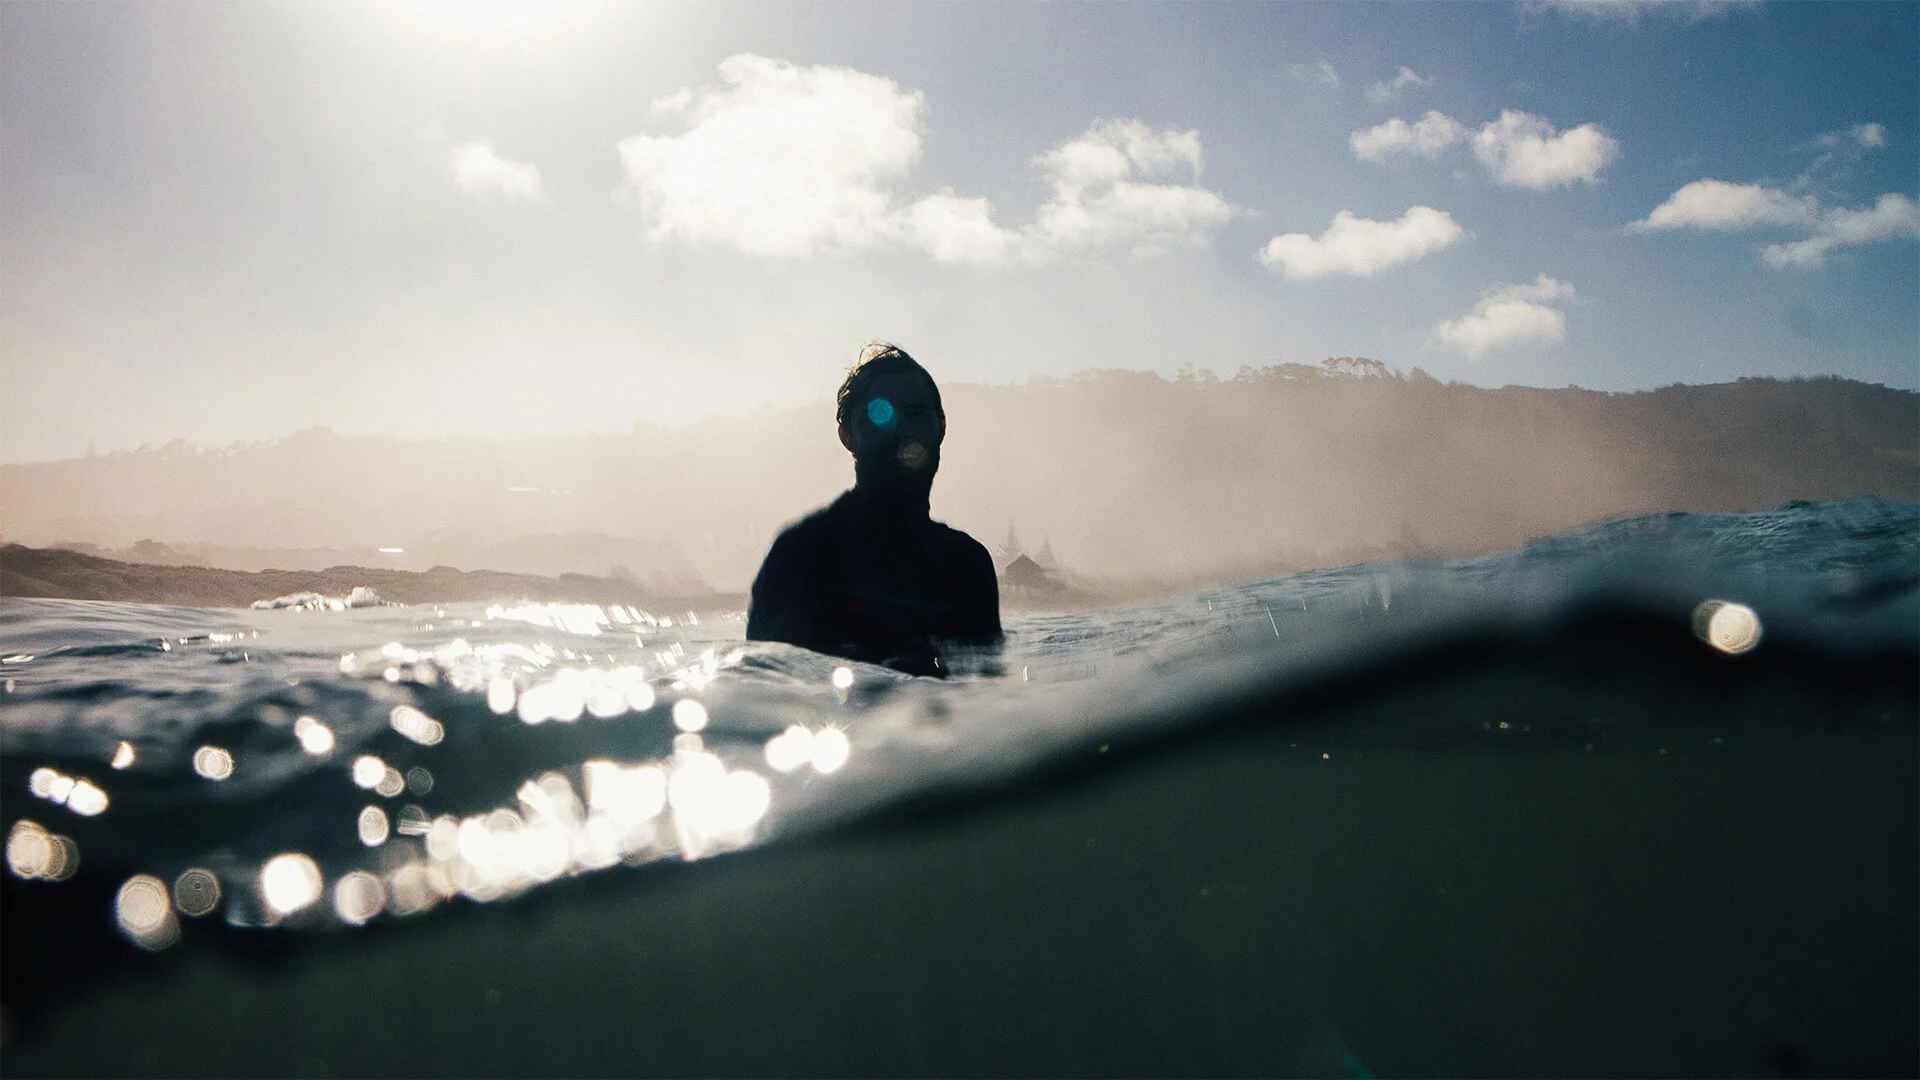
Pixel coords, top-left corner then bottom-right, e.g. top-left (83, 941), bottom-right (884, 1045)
top-left (747, 344), bottom-right (1001, 677)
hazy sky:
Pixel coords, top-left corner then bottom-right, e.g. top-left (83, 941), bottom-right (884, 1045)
top-left (3, 0), bottom-right (1915, 463)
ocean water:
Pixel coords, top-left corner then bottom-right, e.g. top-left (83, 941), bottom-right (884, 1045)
top-left (2, 498), bottom-right (1915, 1077)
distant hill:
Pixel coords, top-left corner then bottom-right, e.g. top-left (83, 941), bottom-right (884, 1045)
top-left (2, 365), bottom-right (1913, 592)
top-left (0, 545), bottom-right (740, 611)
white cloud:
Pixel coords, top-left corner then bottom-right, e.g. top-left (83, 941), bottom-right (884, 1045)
top-left (615, 58), bottom-right (1236, 265)
top-left (1019, 120), bottom-right (1236, 259)
top-left (1350, 111), bottom-right (1468, 160)
top-left (1472, 110), bottom-right (1619, 189)
top-left (1814, 193), bottom-right (1920, 244)
top-left (1352, 109), bottom-right (1617, 189)
top-left (1761, 194), bottom-right (1920, 269)
top-left (1367, 67), bottom-right (1433, 105)
top-left (450, 140), bottom-right (542, 201)
top-left (1527, 0), bottom-right (1759, 24)
top-left (1631, 179), bottom-right (1818, 231)
top-left (1036, 121), bottom-right (1203, 196)
top-left (1287, 60), bottom-right (1342, 89)
top-left (648, 87), bottom-right (693, 116)
top-left (1797, 121), bottom-right (1888, 155)
top-left (897, 121), bottom-right (1238, 264)
top-left (616, 54), bottom-right (925, 258)
top-left (898, 191), bottom-right (1017, 266)
top-left (1432, 274), bottom-right (1575, 359)
top-left (1816, 121), bottom-right (1891, 151)
top-left (1634, 180), bottom-right (1920, 269)
top-left (1257, 206), bottom-right (1465, 280)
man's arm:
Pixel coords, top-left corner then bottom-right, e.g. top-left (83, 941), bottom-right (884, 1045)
top-left (746, 528), bottom-right (818, 648)
top-left (952, 535), bottom-right (1003, 647)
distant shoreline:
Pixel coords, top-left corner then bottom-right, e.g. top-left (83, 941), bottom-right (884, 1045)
top-left (0, 543), bottom-right (1135, 613)
top-left (0, 544), bottom-right (745, 612)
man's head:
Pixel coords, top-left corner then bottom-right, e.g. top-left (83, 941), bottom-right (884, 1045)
top-left (836, 344), bottom-right (945, 484)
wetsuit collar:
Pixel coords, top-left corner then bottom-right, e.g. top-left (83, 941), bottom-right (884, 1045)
top-left (848, 462), bottom-right (932, 522)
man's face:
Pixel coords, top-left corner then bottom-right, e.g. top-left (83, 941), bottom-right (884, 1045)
top-left (841, 370), bottom-right (944, 476)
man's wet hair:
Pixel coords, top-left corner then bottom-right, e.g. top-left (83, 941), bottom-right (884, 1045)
top-left (836, 343), bottom-right (944, 430)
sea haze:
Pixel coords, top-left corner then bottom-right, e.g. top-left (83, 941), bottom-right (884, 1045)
top-left (2, 369), bottom-right (1913, 595)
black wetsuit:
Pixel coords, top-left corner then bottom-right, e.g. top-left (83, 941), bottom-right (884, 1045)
top-left (747, 488), bottom-right (1002, 676)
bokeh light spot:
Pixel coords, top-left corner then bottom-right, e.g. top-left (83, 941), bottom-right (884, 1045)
top-left (764, 725), bottom-right (815, 773)
top-left (1693, 599), bottom-right (1762, 655)
top-left (390, 705), bottom-right (445, 745)
top-left (811, 727), bottom-right (851, 774)
top-left (28, 767), bottom-right (60, 799)
top-left (334, 870), bottom-right (387, 926)
top-left (294, 716), bottom-right (336, 756)
top-left (261, 853), bottom-right (323, 915)
top-left (376, 767), bottom-right (407, 798)
top-left (672, 699), bottom-right (708, 733)
top-left (426, 816), bottom-right (461, 861)
top-left (487, 676), bottom-right (517, 715)
top-left (116, 874), bottom-right (179, 950)
top-left (45, 835), bottom-right (80, 880)
top-left (396, 804), bottom-right (431, 836)
top-left (716, 770), bottom-right (772, 833)
top-left (173, 868), bottom-right (222, 917)
top-left (352, 755), bottom-right (386, 789)
top-left (7, 820), bottom-right (53, 879)
top-left (193, 745), bottom-right (235, 781)
top-left (359, 805), bottom-right (391, 846)
top-left (387, 863), bottom-right (439, 917)
top-left (668, 751), bottom-right (727, 816)
top-left (66, 780), bottom-right (109, 816)
top-left (625, 675), bottom-right (657, 713)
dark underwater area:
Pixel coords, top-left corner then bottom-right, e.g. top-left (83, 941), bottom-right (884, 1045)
top-left (2, 498), bottom-right (1916, 1077)
top-left (6, 607), bottom-right (1914, 1078)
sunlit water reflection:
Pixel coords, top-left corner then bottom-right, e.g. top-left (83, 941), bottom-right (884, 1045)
top-left (0, 498), bottom-right (1913, 955)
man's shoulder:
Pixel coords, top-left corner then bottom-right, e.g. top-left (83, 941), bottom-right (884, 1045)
top-left (752, 498), bottom-right (847, 606)
top-left (929, 519), bottom-right (994, 565)
top-left (771, 494), bottom-right (853, 545)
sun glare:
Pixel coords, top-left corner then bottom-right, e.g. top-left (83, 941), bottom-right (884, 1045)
top-left (397, 0), bottom-right (598, 38)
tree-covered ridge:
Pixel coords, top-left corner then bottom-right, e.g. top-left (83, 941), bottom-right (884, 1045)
top-left (2, 370), bottom-right (1912, 591)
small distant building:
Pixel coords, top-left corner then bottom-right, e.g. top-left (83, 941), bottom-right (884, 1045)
top-left (992, 524), bottom-right (1023, 567)
top-left (1002, 553), bottom-right (1051, 589)
top-left (996, 523), bottom-right (1074, 599)
top-left (1035, 541), bottom-right (1057, 570)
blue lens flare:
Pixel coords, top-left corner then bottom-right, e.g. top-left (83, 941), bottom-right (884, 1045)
top-left (866, 398), bottom-right (895, 427)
